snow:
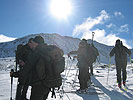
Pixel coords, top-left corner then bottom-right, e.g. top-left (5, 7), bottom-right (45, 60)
top-left (0, 57), bottom-right (133, 100)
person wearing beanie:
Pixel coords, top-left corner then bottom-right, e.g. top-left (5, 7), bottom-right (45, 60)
top-left (68, 39), bottom-right (98, 93)
top-left (29, 36), bottom-right (50, 99)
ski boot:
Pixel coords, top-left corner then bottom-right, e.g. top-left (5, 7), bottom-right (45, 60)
top-left (76, 88), bottom-right (87, 93)
top-left (118, 83), bottom-right (121, 88)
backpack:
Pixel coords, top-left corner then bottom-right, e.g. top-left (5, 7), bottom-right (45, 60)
top-left (90, 45), bottom-right (99, 63)
top-left (36, 44), bottom-right (65, 89)
top-left (16, 44), bottom-right (24, 64)
top-left (86, 44), bottom-right (99, 64)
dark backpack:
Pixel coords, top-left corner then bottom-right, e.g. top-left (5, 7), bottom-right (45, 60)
top-left (16, 44), bottom-right (24, 64)
top-left (90, 45), bottom-right (99, 63)
top-left (36, 45), bottom-right (65, 88)
top-left (86, 45), bottom-right (99, 64)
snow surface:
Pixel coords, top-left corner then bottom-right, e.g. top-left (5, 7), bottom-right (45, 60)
top-left (0, 56), bottom-right (133, 100)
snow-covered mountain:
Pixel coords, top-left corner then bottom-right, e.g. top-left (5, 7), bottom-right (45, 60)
top-left (0, 34), bottom-right (16, 43)
top-left (0, 33), bottom-right (132, 64)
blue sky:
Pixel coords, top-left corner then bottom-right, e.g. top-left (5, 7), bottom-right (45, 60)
top-left (0, 0), bottom-right (133, 48)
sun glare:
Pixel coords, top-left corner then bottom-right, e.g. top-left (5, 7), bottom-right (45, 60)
top-left (50, 0), bottom-right (72, 19)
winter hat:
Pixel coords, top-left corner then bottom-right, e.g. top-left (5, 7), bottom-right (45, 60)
top-left (33, 36), bottom-right (44, 44)
top-left (28, 38), bottom-right (34, 43)
top-left (79, 39), bottom-right (87, 45)
top-left (115, 39), bottom-right (121, 46)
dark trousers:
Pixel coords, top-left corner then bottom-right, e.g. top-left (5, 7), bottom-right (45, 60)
top-left (30, 85), bottom-right (50, 100)
top-left (16, 82), bottom-right (29, 100)
top-left (90, 64), bottom-right (93, 75)
top-left (116, 65), bottom-right (127, 85)
top-left (78, 62), bottom-right (89, 89)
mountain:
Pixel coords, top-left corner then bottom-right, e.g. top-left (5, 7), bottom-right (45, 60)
top-left (0, 33), bottom-right (132, 64)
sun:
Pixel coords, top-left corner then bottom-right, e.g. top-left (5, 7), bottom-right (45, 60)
top-left (50, 0), bottom-right (72, 19)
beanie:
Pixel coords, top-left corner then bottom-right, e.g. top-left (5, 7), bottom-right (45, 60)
top-left (79, 39), bottom-right (87, 45)
top-left (33, 36), bottom-right (44, 44)
top-left (28, 38), bottom-right (34, 43)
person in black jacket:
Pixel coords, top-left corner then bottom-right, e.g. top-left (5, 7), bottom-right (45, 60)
top-left (68, 39), bottom-right (98, 93)
top-left (11, 38), bottom-right (33, 100)
top-left (110, 39), bottom-right (131, 88)
top-left (29, 36), bottom-right (50, 100)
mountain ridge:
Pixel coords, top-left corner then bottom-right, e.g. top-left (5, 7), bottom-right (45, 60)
top-left (0, 33), bottom-right (132, 64)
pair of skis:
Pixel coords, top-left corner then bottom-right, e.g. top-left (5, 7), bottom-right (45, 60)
top-left (60, 85), bottom-right (104, 95)
top-left (119, 86), bottom-right (128, 93)
top-left (62, 90), bottom-right (104, 95)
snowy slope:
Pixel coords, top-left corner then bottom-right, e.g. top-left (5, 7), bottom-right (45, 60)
top-left (0, 57), bottom-right (133, 100)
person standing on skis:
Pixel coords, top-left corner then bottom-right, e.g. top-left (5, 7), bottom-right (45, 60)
top-left (68, 39), bottom-right (97, 92)
top-left (109, 39), bottom-right (131, 88)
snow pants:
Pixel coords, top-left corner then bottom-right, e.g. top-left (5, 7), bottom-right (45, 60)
top-left (78, 62), bottom-right (89, 89)
top-left (90, 64), bottom-right (93, 75)
top-left (30, 85), bottom-right (50, 100)
top-left (16, 80), bottom-right (29, 100)
top-left (116, 61), bottom-right (127, 85)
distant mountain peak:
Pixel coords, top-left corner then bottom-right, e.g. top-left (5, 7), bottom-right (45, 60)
top-left (0, 34), bottom-right (16, 43)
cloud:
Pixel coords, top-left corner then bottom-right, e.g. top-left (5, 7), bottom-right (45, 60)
top-left (119, 24), bottom-right (129, 33)
top-left (72, 10), bottom-right (110, 36)
top-left (114, 11), bottom-right (124, 18)
top-left (127, 40), bottom-right (133, 49)
top-left (72, 10), bottom-right (131, 48)
top-left (106, 23), bottom-right (113, 28)
top-left (106, 23), bottom-right (116, 28)
top-left (106, 23), bottom-right (129, 34)
top-left (0, 34), bottom-right (16, 43)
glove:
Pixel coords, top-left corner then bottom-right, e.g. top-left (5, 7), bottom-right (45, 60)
top-left (10, 72), bottom-right (19, 78)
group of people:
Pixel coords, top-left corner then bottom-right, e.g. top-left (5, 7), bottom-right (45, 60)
top-left (10, 36), bottom-right (131, 100)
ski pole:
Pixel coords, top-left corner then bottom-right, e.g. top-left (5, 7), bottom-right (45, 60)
top-left (10, 69), bottom-right (14, 100)
top-left (92, 32), bottom-right (95, 45)
top-left (129, 56), bottom-right (133, 73)
top-left (14, 62), bottom-right (18, 100)
top-left (72, 67), bottom-right (79, 86)
top-left (107, 57), bottom-right (111, 84)
top-left (96, 56), bottom-right (100, 64)
top-left (61, 58), bottom-right (75, 95)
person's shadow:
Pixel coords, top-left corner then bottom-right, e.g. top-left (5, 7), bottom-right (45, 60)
top-left (76, 76), bottom-right (133, 100)
top-left (91, 76), bottom-right (133, 100)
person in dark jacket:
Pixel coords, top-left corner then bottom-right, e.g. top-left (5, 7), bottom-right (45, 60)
top-left (29, 36), bottom-right (50, 100)
top-left (77, 39), bottom-right (90, 92)
top-left (12, 38), bottom-right (33, 100)
top-left (68, 39), bottom-right (98, 92)
top-left (110, 39), bottom-right (131, 88)
top-left (11, 38), bottom-right (33, 100)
